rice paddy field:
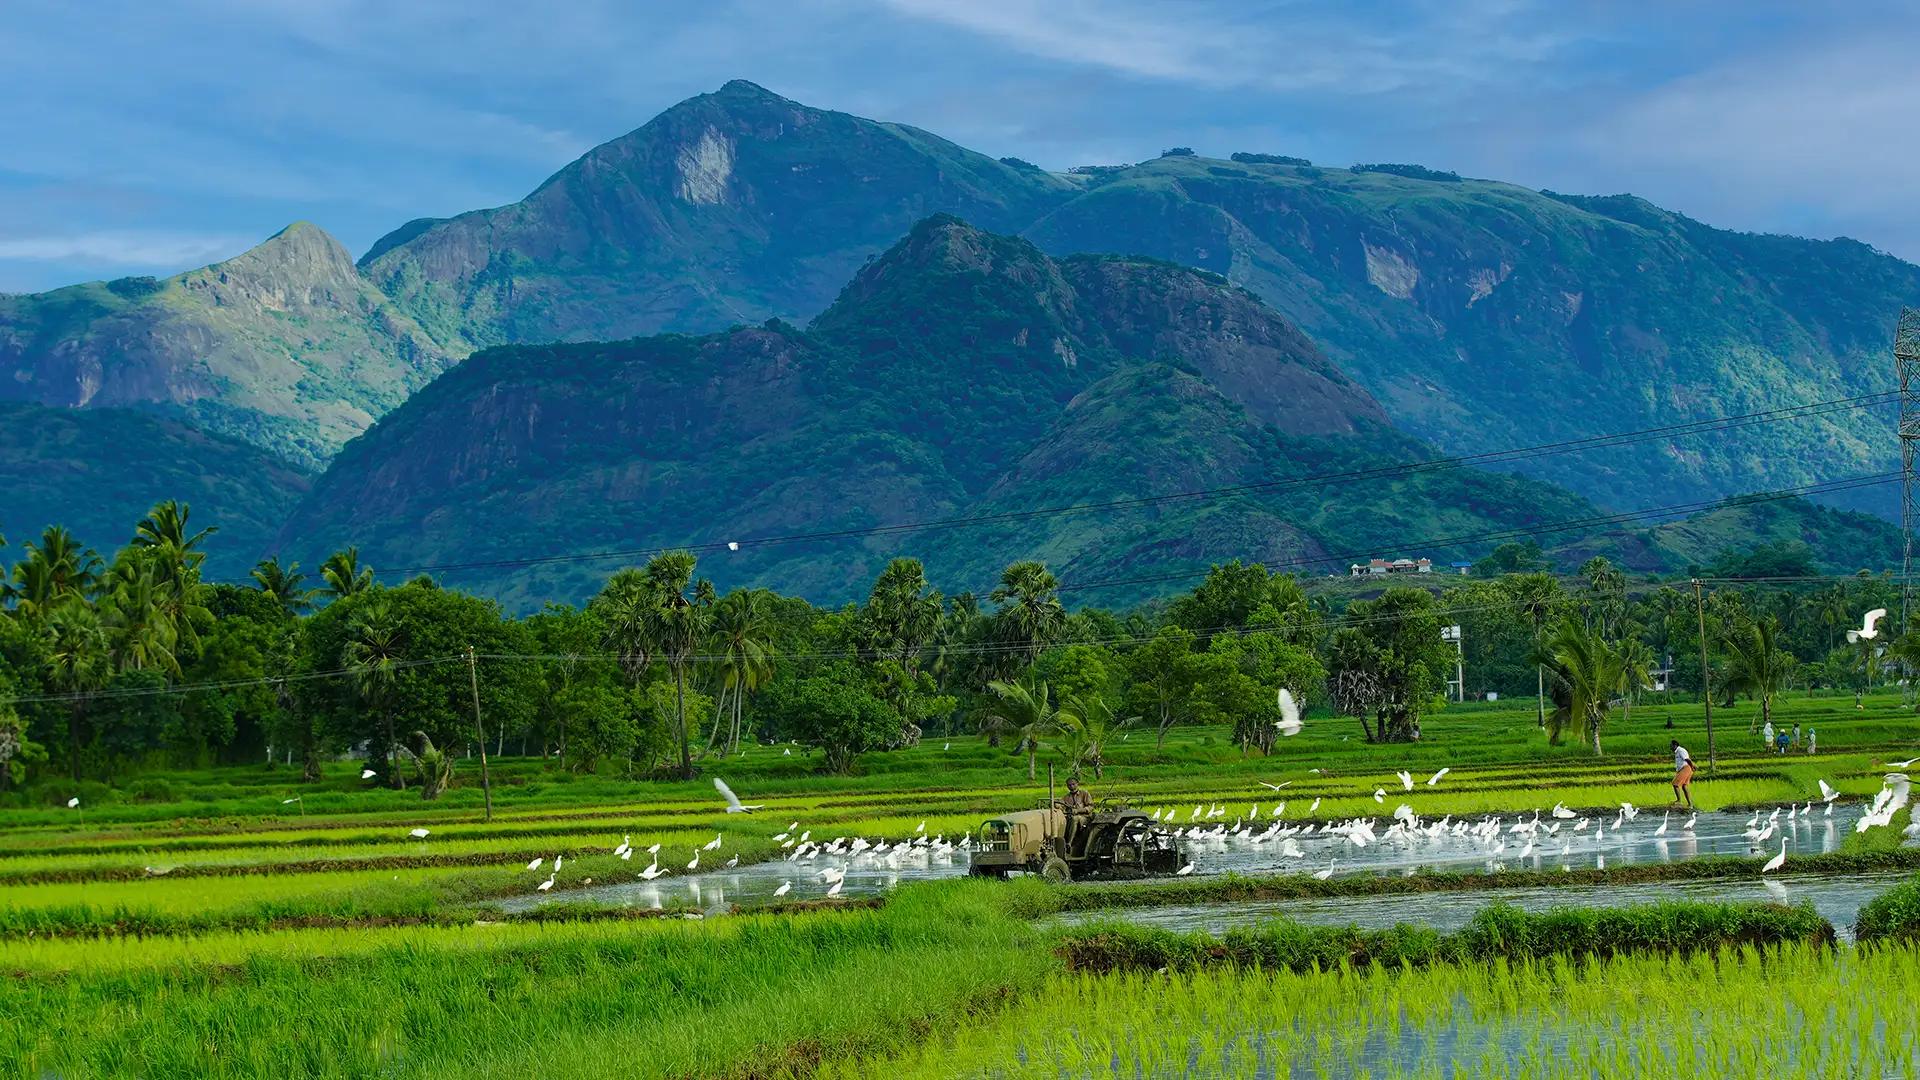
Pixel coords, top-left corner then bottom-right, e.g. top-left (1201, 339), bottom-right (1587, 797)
top-left (5, 692), bottom-right (1920, 1078)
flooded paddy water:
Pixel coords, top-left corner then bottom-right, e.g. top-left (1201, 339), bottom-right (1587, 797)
top-left (503, 804), bottom-right (1892, 918)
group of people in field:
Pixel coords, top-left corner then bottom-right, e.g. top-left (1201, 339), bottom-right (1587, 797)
top-left (1761, 719), bottom-right (1816, 756)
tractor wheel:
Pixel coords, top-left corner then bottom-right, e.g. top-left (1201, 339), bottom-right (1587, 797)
top-left (1040, 856), bottom-right (1072, 884)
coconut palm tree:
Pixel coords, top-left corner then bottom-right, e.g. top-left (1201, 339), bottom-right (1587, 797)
top-left (707, 590), bottom-right (773, 755)
top-left (99, 560), bottom-right (179, 675)
top-left (12, 527), bottom-right (101, 616)
top-left (344, 596), bottom-right (407, 789)
top-left (1544, 619), bottom-right (1629, 756)
top-left (984, 675), bottom-right (1057, 780)
top-left (990, 561), bottom-right (1064, 669)
top-left (46, 603), bottom-right (107, 780)
top-left (1510, 573), bottom-right (1561, 730)
top-left (251, 557), bottom-right (315, 616)
top-left (321, 548), bottom-right (373, 600)
top-left (1053, 694), bottom-right (1133, 779)
top-left (1723, 619), bottom-right (1795, 733)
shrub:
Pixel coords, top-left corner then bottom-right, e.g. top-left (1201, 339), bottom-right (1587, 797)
top-left (1855, 875), bottom-right (1920, 944)
top-left (1352, 162), bottom-right (1462, 182)
top-left (1230, 152), bottom-right (1312, 167)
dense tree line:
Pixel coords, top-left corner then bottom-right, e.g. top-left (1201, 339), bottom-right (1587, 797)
top-left (0, 508), bottom-right (1909, 793)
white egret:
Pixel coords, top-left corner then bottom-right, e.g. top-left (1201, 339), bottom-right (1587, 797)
top-left (773, 881), bottom-right (791, 896)
top-left (526, 857), bottom-right (544, 872)
top-left (1855, 608), bottom-right (1889, 641)
top-left (714, 778), bottom-right (762, 813)
top-left (1258, 780), bottom-right (1291, 791)
top-left (536, 877), bottom-right (555, 892)
top-left (1176, 863), bottom-right (1195, 876)
top-left (639, 861), bottom-right (666, 881)
top-left (1396, 771), bottom-right (1414, 792)
top-left (67, 797), bottom-right (80, 808)
top-left (703, 834), bottom-right (723, 851)
top-left (1275, 689), bottom-right (1302, 736)
top-left (1762, 840), bottom-right (1787, 874)
top-left (1426, 768), bottom-right (1449, 786)
top-left (686, 852), bottom-right (700, 871)
top-left (360, 769), bottom-right (376, 780)
top-left (1818, 780), bottom-right (1839, 803)
top-left (408, 828), bottom-right (430, 839)
top-left (826, 879), bottom-right (843, 897)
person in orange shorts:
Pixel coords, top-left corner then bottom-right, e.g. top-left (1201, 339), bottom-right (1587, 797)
top-left (1670, 740), bottom-right (1696, 808)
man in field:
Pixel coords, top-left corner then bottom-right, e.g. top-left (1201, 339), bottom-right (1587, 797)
top-left (1062, 776), bottom-right (1093, 813)
top-left (1670, 740), bottom-right (1696, 808)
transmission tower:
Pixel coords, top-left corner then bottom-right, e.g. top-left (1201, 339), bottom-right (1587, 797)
top-left (1899, 307), bottom-right (1920, 634)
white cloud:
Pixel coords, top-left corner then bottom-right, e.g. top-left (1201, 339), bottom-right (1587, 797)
top-left (0, 231), bottom-right (249, 268)
top-left (873, 0), bottom-right (1568, 95)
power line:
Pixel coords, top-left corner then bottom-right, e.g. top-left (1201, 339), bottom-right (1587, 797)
top-left (363, 391), bottom-right (1897, 579)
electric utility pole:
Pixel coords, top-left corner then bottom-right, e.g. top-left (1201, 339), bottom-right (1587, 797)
top-left (467, 645), bottom-right (493, 822)
top-left (1691, 579), bottom-right (1716, 774)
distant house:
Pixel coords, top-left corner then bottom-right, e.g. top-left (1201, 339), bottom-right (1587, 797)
top-left (1450, 561), bottom-right (1473, 575)
top-left (1349, 557), bottom-right (1433, 577)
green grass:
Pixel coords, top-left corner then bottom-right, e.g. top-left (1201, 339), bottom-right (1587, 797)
top-left (3, 693), bottom-right (1917, 1077)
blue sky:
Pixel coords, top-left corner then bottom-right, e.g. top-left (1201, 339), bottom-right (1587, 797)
top-left (4, 0), bottom-right (1917, 293)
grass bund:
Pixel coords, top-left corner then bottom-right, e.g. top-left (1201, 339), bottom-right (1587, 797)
top-left (3, 694), bottom-right (1918, 1077)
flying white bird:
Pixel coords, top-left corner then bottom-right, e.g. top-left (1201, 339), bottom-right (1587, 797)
top-left (360, 769), bottom-right (376, 780)
top-left (408, 828), bottom-right (430, 839)
top-left (1275, 688), bottom-right (1302, 736)
top-left (1889, 758), bottom-right (1920, 769)
top-left (1258, 780), bottom-right (1292, 791)
top-left (1818, 780), bottom-right (1839, 803)
top-left (783, 748), bottom-right (791, 756)
top-left (1373, 789), bottom-right (1386, 803)
top-left (714, 777), bottom-right (762, 813)
top-left (726, 541), bottom-right (739, 552)
top-left (1855, 608), bottom-right (1889, 641)
top-left (1762, 840), bottom-right (1787, 874)
top-left (281, 797), bottom-right (300, 805)
top-left (67, 797), bottom-right (80, 808)
top-left (1426, 768), bottom-right (1449, 786)
top-left (1396, 771), bottom-right (1414, 791)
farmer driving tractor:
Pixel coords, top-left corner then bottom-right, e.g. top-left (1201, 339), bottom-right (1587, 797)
top-left (1061, 776), bottom-right (1093, 814)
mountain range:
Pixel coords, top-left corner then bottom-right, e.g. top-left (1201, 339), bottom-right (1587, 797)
top-left (2, 79), bottom-right (1913, 603)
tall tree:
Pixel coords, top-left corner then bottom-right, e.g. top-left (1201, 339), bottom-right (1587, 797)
top-left (990, 561), bottom-right (1064, 669)
top-left (1510, 573), bottom-right (1562, 730)
top-left (862, 558), bottom-right (941, 669)
top-left (1543, 619), bottom-right (1629, 755)
top-left (984, 674), bottom-right (1057, 780)
top-left (321, 548), bottom-right (374, 600)
top-left (1723, 618), bottom-right (1796, 733)
top-left (344, 595), bottom-right (406, 788)
top-left (707, 589), bottom-right (773, 755)
top-left (45, 604), bottom-right (107, 780)
top-left (252, 558), bottom-right (315, 616)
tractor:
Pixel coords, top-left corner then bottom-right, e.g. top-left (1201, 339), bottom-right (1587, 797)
top-left (969, 800), bottom-right (1184, 882)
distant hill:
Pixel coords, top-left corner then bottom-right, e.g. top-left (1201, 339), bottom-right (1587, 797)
top-left (275, 217), bottom-right (1608, 608)
top-left (0, 403), bottom-right (312, 579)
top-left (0, 223), bottom-right (452, 469)
top-left (359, 80), bottom-right (1919, 515)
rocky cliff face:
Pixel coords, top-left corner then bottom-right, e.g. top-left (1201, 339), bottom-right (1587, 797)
top-left (0, 223), bottom-right (452, 469)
